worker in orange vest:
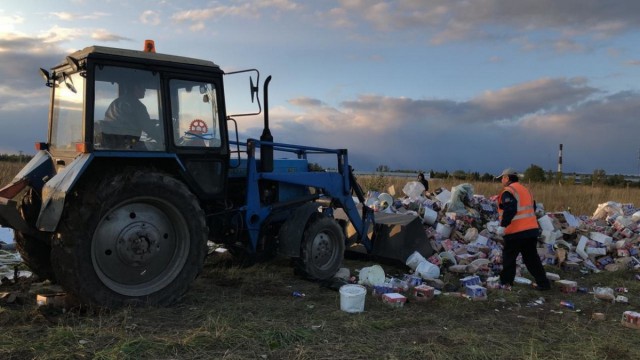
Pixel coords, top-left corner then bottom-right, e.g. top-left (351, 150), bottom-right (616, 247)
top-left (496, 168), bottom-right (551, 291)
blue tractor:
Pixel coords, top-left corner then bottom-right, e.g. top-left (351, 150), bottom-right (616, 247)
top-left (0, 43), bottom-right (431, 307)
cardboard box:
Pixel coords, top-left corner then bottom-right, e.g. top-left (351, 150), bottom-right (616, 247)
top-left (556, 280), bottom-right (577, 293)
top-left (589, 232), bottom-right (612, 246)
top-left (621, 311), bottom-right (640, 329)
top-left (382, 293), bottom-right (407, 308)
top-left (412, 285), bottom-right (435, 301)
top-left (460, 275), bottom-right (481, 287)
top-left (465, 285), bottom-right (487, 300)
top-left (36, 293), bottom-right (68, 307)
top-left (372, 285), bottom-right (394, 297)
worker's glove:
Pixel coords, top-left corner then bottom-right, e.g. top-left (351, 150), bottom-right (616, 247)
top-left (496, 227), bottom-right (505, 237)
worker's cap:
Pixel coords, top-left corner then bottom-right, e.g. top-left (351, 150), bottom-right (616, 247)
top-left (495, 168), bottom-right (518, 179)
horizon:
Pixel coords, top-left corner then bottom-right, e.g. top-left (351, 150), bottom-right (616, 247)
top-left (1, 2), bottom-right (640, 174)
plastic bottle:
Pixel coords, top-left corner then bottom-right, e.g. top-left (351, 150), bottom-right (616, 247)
top-left (560, 300), bottom-right (574, 309)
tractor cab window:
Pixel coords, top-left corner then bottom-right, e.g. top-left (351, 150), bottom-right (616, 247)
top-left (93, 66), bottom-right (164, 151)
top-left (170, 79), bottom-right (221, 148)
top-left (50, 72), bottom-right (84, 151)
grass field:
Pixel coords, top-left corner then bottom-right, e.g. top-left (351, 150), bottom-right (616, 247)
top-left (1, 161), bottom-right (640, 359)
top-left (2, 161), bottom-right (639, 216)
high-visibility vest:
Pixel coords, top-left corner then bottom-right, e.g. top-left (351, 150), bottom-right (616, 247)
top-left (498, 182), bottom-right (538, 235)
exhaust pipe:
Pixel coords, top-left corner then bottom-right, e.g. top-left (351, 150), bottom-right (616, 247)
top-left (260, 76), bottom-right (273, 172)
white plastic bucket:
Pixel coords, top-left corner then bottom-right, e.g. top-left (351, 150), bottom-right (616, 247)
top-left (422, 207), bottom-right (437, 225)
top-left (439, 251), bottom-right (458, 266)
top-left (339, 284), bottom-right (367, 313)
top-left (405, 251), bottom-right (427, 271)
top-left (378, 193), bottom-right (394, 209)
top-left (416, 260), bottom-right (440, 279)
top-left (436, 223), bottom-right (452, 238)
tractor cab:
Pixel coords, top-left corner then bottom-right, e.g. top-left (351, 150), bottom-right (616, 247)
top-left (42, 45), bottom-right (232, 200)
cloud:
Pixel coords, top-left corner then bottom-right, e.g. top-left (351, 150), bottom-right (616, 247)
top-left (51, 11), bottom-right (109, 21)
top-left (321, 7), bottom-right (354, 28)
top-left (0, 35), bottom-right (68, 99)
top-left (324, 0), bottom-right (640, 52)
top-left (140, 10), bottom-right (161, 26)
top-left (470, 78), bottom-right (599, 124)
top-left (172, 5), bottom-right (258, 24)
top-left (171, 0), bottom-right (300, 29)
top-left (91, 29), bottom-right (131, 42)
top-left (0, 13), bottom-right (24, 32)
top-left (262, 77), bottom-right (640, 174)
top-left (38, 25), bottom-right (84, 43)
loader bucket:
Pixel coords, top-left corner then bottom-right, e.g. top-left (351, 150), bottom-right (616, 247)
top-left (0, 179), bottom-right (31, 233)
top-left (0, 197), bottom-right (30, 234)
top-left (340, 209), bottom-right (434, 264)
top-left (368, 212), bottom-right (434, 262)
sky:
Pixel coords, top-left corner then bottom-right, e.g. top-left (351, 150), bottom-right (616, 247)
top-left (1, 0), bottom-right (640, 175)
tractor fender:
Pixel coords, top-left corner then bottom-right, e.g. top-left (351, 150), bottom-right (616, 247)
top-left (277, 202), bottom-right (322, 258)
top-left (0, 150), bottom-right (56, 233)
top-left (9, 150), bottom-right (56, 192)
top-left (37, 153), bottom-right (94, 232)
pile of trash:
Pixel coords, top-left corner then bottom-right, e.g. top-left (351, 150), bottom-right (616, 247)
top-left (0, 242), bottom-right (23, 282)
top-left (355, 181), bottom-right (640, 303)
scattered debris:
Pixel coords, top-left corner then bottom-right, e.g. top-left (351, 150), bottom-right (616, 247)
top-left (621, 311), bottom-right (640, 329)
top-left (344, 184), bottom-right (640, 313)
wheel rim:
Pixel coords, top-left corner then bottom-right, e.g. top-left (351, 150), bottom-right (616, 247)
top-left (91, 197), bottom-right (190, 296)
top-left (310, 230), bottom-right (339, 271)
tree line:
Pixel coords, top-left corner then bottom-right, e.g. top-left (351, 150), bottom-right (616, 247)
top-left (374, 163), bottom-right (640, 188)
top-left (0, 153), bottom-right (33, 163)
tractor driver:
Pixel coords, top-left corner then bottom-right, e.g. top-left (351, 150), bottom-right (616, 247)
top-left (102, 82), bottom-right (155, 149)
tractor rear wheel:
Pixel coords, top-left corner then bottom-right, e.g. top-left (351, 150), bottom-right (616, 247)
top-left (14, 231), bottom-right (55, 281)
top-left (51, 171), bottom-right (207, 307)
top-left (298, 215), bottom-right (345, 280)
top-left (14, 188), bottom-right (55, 281)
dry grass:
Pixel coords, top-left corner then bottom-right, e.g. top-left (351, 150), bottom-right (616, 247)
top-left (0, 161), bottom-right (23, 186)
top-left (2, 255), bottom-right (640, 360)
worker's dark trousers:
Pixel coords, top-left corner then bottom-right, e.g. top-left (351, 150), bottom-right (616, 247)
top-left (500, 235), bottom-right (550, 287)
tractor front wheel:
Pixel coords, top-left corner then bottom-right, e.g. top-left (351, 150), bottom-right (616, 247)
top-left (51, 171), bottom-right (207, 307)
top-left (298, 215), bottom-right (345, 280)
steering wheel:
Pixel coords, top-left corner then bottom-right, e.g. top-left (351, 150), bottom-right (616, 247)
top-left (189, 119), bottom-right (208, 134)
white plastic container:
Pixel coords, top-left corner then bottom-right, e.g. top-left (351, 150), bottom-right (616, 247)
top-left (339, 284), bottom-right (367, 313)
top-left (378, 193), bottom-right (394, 210)
top-left (435, 223), bottom-right (452, 238)
top-left (438, 251), bottom-right (457, 266)
top-left (416, 260), bottom-right (440, 279)
top-left (405, 251), bottom-right (427, 271)
top-left (422, 207), bottom-right (437, 225)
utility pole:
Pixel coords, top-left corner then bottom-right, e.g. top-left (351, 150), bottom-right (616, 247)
top-left (557, 144), bottom-right (563, 185)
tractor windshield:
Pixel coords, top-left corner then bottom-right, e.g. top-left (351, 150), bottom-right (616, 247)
top-left (50, 72), bottom-right (84, 151)
top-left (170, 79), bottom-right (222, 148)
top-left (93, 66), bottom-right (164, 151)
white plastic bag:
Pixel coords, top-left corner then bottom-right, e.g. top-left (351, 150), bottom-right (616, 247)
top-left (592, 201), bottom-right (624, 220)
top-left (445, 183), bottom-right (474, 214)
top-left (402, 181), bottom-right (425, 201)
